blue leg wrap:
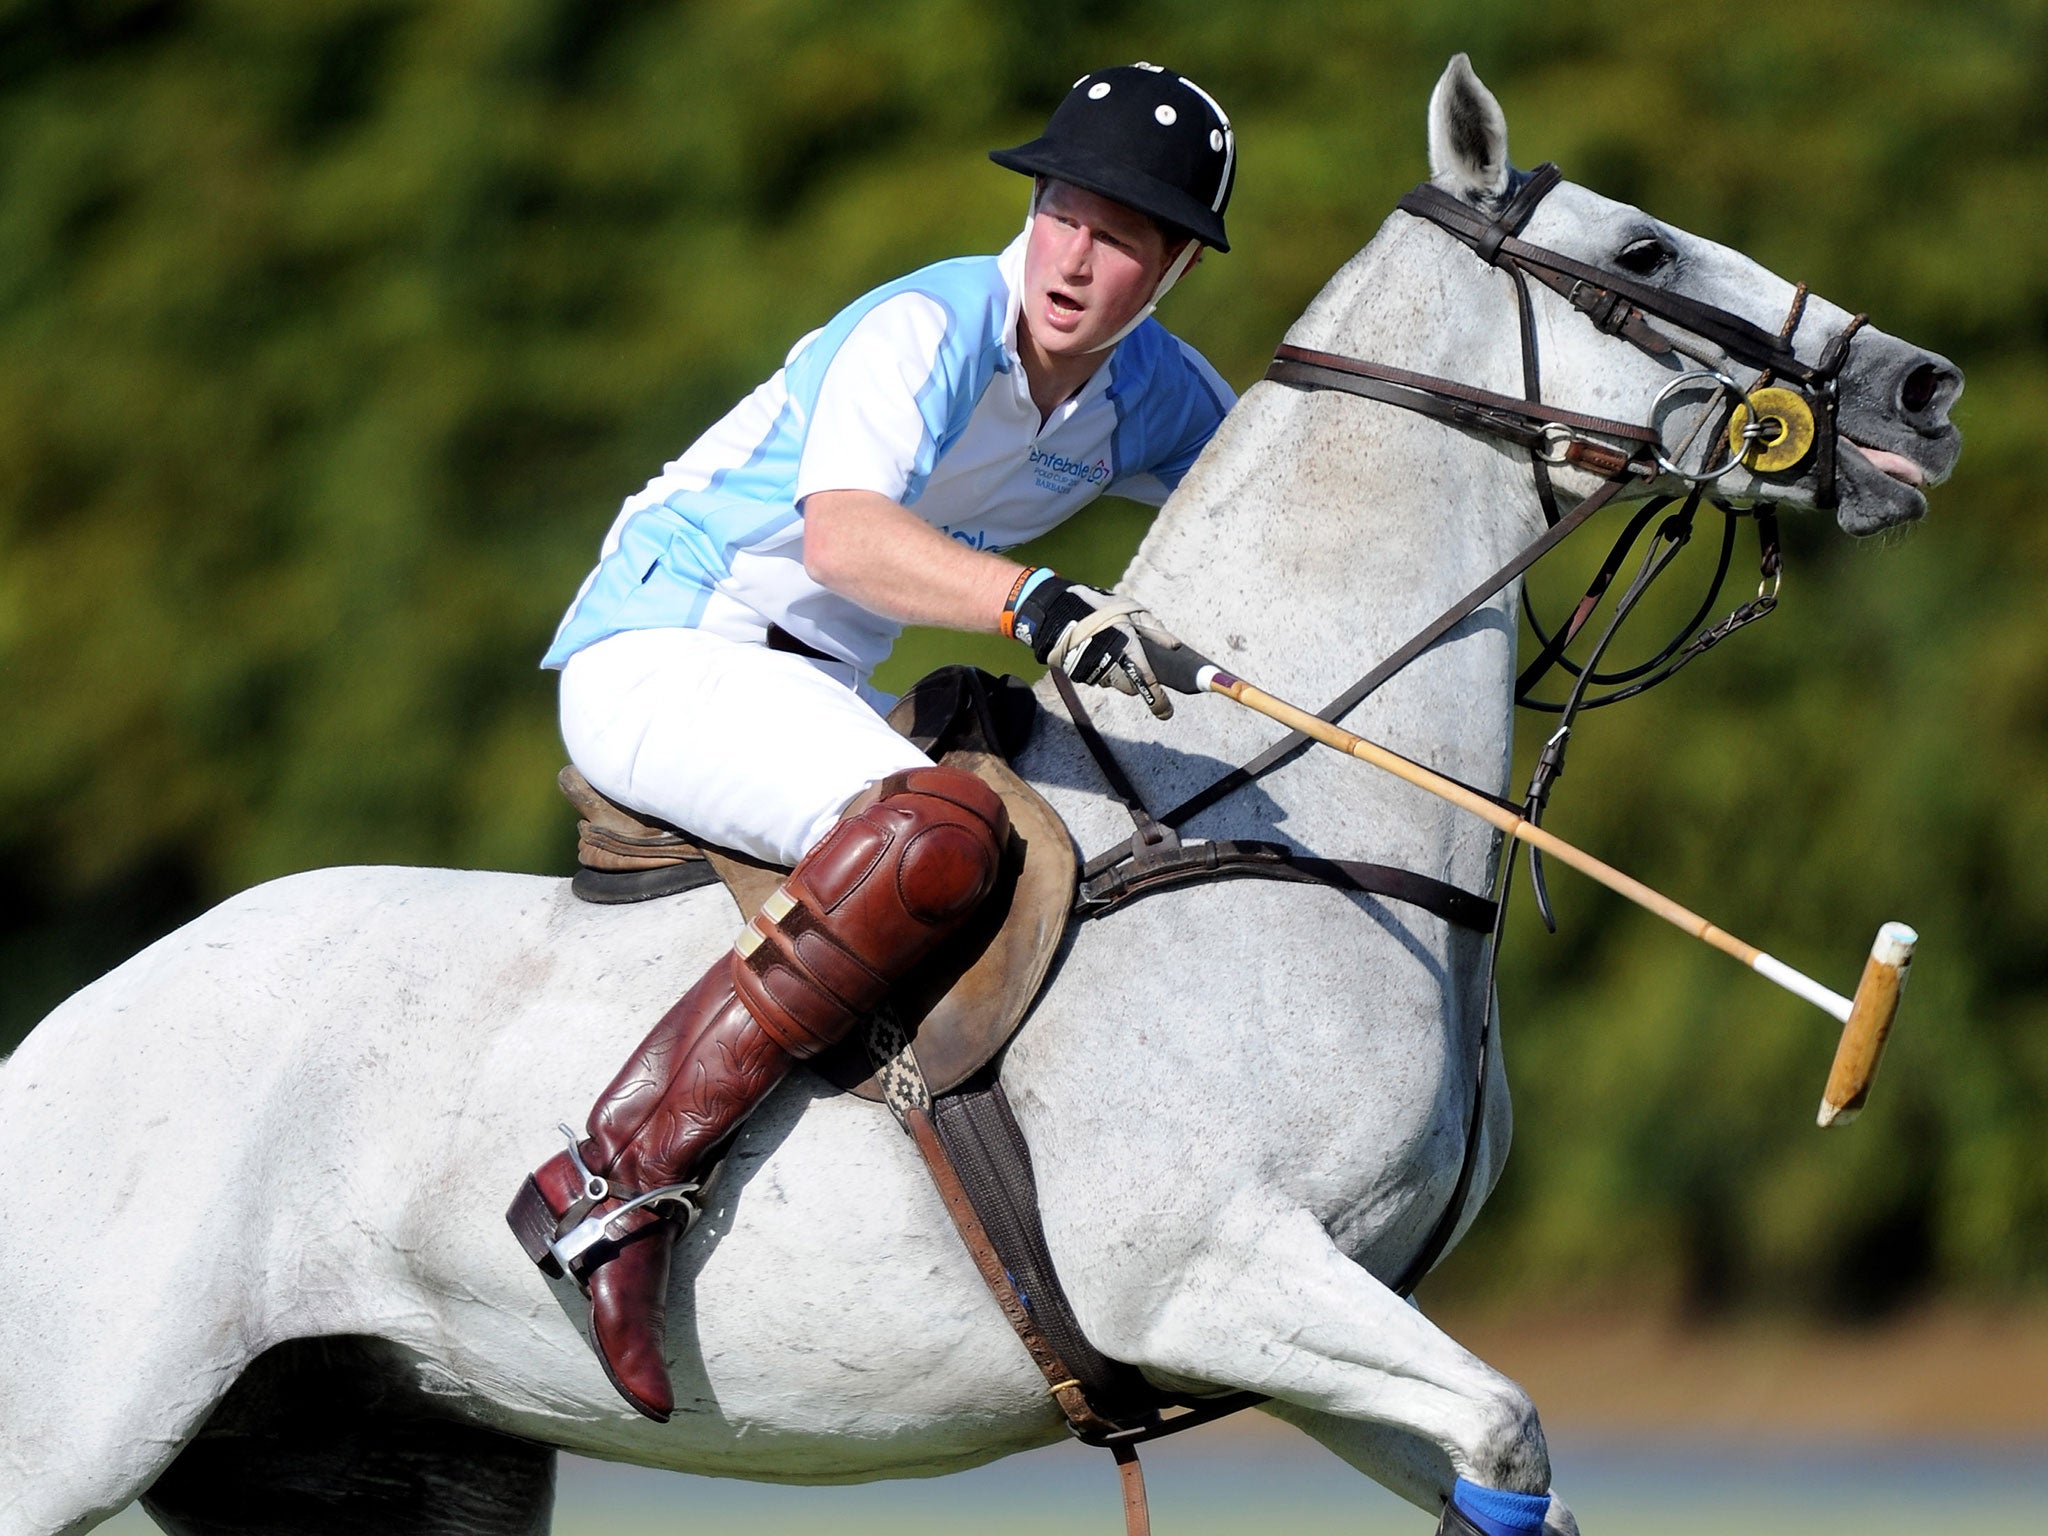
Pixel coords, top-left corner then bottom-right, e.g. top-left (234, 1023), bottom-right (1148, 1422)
top-left (1451, 1477), bottom-right (1551, 1536)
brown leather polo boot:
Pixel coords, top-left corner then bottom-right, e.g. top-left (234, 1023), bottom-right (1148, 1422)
top-left (507, 765), bottom-right (1007, 1421)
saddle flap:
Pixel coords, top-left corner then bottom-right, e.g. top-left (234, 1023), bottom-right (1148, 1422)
top-left (700, 844), bottom-right (785, 923)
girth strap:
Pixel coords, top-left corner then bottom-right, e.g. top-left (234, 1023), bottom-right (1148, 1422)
top-left (899, 1103), bottom-right (1127, 1436)
top-left (925, 1076), bottom-right (1269, 1444)
top-left (882, 1029), bottom-right (1252, 1536)
top-left (930, 1085), bottom-right (1160, 1423)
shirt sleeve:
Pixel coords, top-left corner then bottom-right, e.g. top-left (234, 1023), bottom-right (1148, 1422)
top-left (1104, 336), bottom-right (1237, 506)
top-left (793, 292), bottom-right (956, 509)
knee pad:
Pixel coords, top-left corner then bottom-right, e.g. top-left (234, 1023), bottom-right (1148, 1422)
top-left (733, 766), bottom-right (1008, 1057)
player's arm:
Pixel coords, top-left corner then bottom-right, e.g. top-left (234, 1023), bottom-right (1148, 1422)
top-left (804, 489), bottom-right (1179, 719)
top-left (809, 488), bottom-right (1183, 718)
top-left (801, 489), bottom-right (1023, 633)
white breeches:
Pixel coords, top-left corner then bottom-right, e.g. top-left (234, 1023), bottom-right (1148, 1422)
top-left (558, 627), bottom-right (931, 866)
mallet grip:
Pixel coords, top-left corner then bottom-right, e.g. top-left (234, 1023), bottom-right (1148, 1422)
top-left (1817, 923), bottom-right (1917, 1127)
top-left (1138, 634), bottom-right (1215, 697)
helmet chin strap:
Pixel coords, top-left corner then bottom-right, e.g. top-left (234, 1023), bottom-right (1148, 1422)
top-left (1086, 239), bottom-right (1199, 353)
top-left (1023, 185), bottom-right (1202, 357)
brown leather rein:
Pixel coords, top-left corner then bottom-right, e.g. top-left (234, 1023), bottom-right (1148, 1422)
top-left (1264, 343), bottom-right (1658, 481)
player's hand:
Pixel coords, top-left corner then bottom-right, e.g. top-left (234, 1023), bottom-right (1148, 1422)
top-left (1011, 574), bottom-right (1182, 720)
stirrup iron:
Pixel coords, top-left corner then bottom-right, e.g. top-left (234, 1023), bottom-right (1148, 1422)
top-left (547, 1180), bottom-right (703, 1272)
top-left (544, 1123), bottom-right (703, 1275)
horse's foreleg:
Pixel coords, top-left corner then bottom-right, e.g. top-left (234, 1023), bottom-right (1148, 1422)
top-left (1102, 1204), bottom-right (1565, 1527)
top-left (1262, 1401), bottom-right (1580, 1536)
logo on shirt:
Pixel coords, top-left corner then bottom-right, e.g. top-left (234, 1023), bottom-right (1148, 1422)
top-left (942, 526), bottom-right (1015, 553)
top-left (1028, 446), bottom-right (1112, 494)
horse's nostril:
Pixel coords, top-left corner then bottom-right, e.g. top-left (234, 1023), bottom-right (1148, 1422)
top-left (1901, 363), bottom-right (1942, 416)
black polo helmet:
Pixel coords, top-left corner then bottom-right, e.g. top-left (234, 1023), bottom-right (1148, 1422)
top-left (989, 64), bottom-right (1235, 251)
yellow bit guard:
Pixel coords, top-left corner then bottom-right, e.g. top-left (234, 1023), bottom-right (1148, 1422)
top-left (1730, 386), bottom-right (1817, 473)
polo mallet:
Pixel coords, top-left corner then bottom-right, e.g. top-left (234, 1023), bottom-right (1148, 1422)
top-left (1136, 637), bottom-right (1914, 1127)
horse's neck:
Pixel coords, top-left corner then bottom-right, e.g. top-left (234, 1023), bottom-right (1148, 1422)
top-left (1084, 216), bottom-right (1548, 884)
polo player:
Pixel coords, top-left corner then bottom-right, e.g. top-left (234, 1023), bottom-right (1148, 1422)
top-left (506, 64), bottom-right (1238, 1424)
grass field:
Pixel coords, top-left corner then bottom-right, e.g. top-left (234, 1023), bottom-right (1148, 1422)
top-left (541, 1434), bottom-right (2048, 1536)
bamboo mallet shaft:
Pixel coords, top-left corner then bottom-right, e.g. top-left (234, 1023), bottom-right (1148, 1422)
top-left (1136, 640), bottom-right (1913, 1126)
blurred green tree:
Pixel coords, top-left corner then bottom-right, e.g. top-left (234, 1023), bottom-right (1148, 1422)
top-left (3, 0), bottom-right (2043, 1314)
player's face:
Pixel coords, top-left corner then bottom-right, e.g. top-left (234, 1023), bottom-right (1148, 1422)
top-left (1021, 180), bottom-right (1178, 360)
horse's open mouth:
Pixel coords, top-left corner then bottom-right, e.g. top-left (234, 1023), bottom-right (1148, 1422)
top-left (1841, 436), bottom-right (1928, 489)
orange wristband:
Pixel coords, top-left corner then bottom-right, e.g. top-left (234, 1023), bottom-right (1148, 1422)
top-left (998, 567), bottom-right (1038, 639)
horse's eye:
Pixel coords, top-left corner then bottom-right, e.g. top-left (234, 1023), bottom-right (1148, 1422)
top-left (1616, 237), bottom-right (1672, 277)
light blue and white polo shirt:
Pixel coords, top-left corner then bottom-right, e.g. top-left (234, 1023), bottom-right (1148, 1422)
top-left (541, 231), bottom-right (1234, 681)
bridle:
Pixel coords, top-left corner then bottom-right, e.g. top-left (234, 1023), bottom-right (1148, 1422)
top-left (1258, 161), bottom-right (1870, 1290)
top-left (1267, 162), bottom-right (1871, 709)
top-left (1390, 160), bottom-right (1864, 510)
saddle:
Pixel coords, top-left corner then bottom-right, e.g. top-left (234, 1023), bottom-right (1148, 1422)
top-left (561, 665), bottom-right (1074, 1103)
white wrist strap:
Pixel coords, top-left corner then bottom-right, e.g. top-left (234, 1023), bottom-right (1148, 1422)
top-left (1044, 596), bottom-right (1149, 671)
top-left (1085, 239), bottom-right (1202, 354)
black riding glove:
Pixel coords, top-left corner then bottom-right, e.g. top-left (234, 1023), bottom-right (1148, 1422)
top-left (1009, 572), bottom-right (1182, 720)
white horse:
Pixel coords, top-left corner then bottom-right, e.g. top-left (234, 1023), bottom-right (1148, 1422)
top-left (0, 57), bottom-right (1959, 1536)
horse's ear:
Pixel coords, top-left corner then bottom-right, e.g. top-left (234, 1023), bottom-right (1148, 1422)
top-left (1427, 54), bottom-right (1510, 204)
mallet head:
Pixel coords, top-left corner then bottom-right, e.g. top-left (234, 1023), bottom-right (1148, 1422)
top-left (1817, 922), bottom-right (1917, 1128)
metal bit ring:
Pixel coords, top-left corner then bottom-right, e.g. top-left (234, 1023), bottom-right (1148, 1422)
top-left (1651, 367), bottom-right (1761, 484)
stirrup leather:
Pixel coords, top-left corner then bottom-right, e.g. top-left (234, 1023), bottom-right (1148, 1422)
top-left (543, 1124), bottom-right (702, 1274)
